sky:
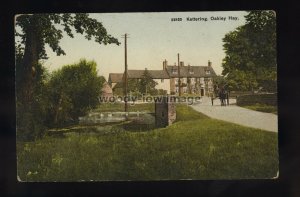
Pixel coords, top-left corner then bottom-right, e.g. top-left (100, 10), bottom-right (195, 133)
top-left (39, 11), bottom-right (247, 80)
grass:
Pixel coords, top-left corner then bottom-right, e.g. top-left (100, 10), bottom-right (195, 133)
top-left (241, 103), bottom-right (277, 114)
top-left (17, 104), bottom-right (278, 181)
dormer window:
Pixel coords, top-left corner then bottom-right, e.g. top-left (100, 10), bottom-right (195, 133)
top-left (172, 68), bottom-right (177, 74)
top-left (189, 70), bottom-right (194, 74)
top-left (205, 70), bottom-right (211, 75)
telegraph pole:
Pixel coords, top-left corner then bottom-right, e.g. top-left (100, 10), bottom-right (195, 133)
top-left (122, 33), bottom-right (129, 112)
top-left (177, 53), bottom-right (181, 96)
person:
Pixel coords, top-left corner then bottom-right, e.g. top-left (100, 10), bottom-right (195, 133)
top-left (218, 87), bottom-right (224, 106)
top-left (211, 91), bottom-right (214, 106)
top-left (219, 86), bottom-right (227, 106)
top-left (222, 87), bottom-right (227, 106)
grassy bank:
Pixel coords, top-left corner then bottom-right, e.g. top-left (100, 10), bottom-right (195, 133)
top-left (92, 103), bottom-right (154, 113)
top-left (17, 104), bottom-right (278, 181)
top-left (241, 103), bottom-right (277, 114)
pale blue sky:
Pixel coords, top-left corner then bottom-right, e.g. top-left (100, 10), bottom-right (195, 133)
top-left (41, 11), bottom-right (247, 80)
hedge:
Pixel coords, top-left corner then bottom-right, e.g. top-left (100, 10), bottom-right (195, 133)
top-left (237, 93), bottom-right (277, 106)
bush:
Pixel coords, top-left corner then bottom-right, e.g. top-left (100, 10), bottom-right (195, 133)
top-left (16, 59), bottom-right (105, 141)
top-left (46, 59), bottom-right (104, 127)
top-left (237, 93), bottom-right (277, 106)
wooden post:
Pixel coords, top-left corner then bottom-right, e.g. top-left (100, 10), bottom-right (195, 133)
top-left (177, 53), bottom-right (181, 96)
top-left (124, 33), bottom-right (128, 112)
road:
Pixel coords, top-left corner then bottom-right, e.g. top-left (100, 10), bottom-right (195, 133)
top-left (191, 96), bottom-right (278, 132)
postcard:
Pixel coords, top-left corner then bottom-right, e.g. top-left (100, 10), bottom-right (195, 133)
top-left (15, 11), bottom-right (278, 181)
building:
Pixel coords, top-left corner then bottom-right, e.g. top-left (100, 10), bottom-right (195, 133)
top-left (127, 69), bottom-right (170, 94)
top-left (101, 82), bottom-right (113, 98)
top-left (163, 60), bottom-right (217, 96)
top-left (108, 73), bottom-right (123, 89)
top-left (108, 59), bottom-right (217, 96)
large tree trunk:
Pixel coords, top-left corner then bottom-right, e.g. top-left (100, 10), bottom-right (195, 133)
top-left (18, 18), bottom-right (39, 105)
top-left (16, 16), bottom-right (41, 141)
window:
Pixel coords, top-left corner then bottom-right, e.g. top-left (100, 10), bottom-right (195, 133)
top-left (161, 79), bottom-right (164, 83)
top-left (172, 69), bottom-right (177, 74)
top-left (205, 70), bottom-right (211, 75)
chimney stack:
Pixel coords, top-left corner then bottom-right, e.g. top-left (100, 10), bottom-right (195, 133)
top-left (208, 60), bottom-right (212, 67)
top-left (163, 59), bottom-right (167, 70)
top-left (180, 61), bottom-right (184, 67)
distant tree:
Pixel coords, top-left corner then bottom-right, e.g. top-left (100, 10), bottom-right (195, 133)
top-left (213, 75), bottom-right (226, 86)
top-left (15, 14), bottom-right (120, 105)
top-left (128, 79), bottom-right (140, 93)
top-left (46, 59), bottom-right (104, 126)
top-left (139, 70), bottom-right (158, 95)
top-left (225, 70), bottom-right (258, 91)
top-left (222, 11), bottom-right (276, 91)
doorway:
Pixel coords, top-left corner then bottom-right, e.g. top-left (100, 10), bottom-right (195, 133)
top-left (200, 89), bottom-right (204, 96)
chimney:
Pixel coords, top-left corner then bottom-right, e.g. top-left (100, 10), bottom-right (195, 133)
top-left (180, 61), bottom-right (184, 67)
top-left (163, 59), bottom-right (167, 70)
top-left (208, 60), bottom-right (212, 67)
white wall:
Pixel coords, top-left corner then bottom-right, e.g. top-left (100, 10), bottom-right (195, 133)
top-left (154, 79), bottom-right (170, 94)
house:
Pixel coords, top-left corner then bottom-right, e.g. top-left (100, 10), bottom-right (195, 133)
top-left (108, 59), bottom-right (217, 96)
top-left (108, 73), bottom-right (123, 89)
top-left (163, 60), bottom-right (217, 96)
top-left (101, 82), bottom-right (113, 98)
top-left (127, 69), bottom-right (170, 94)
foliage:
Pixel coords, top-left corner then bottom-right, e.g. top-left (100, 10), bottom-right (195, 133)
top-left (15, 13), bottom-right (120, 60)
top-left (139, 70), bottom-right (158, 95)
top-left (46, 59), bottom-right (104, 127)
top-left (17, 105), bottom-right (278, 181)
top-left (128, 79), bottom-right (139, 93)
top-left (16, 49), bottom-right (50, 141)
top-left (225, 70), bottom-right (258, 91)
top-left (15, 13), bottom-right (120, 140)
top-left (222, 11), bottom-right (276, 91)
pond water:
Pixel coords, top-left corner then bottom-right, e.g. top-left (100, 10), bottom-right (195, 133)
top-left (66, 112), bottom-right (157, 135)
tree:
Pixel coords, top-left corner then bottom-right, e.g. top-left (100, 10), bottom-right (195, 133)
top-left (46, 59), bottom-right (104, 127)
top-left (16, 59), bottom-right (50, 140)
top-left (139, 70), bottom-right (158, 95)
top-left (225, 70), bottom-right (258, 91)
top-left (15, 14), bottom-right (120, 140)
top-left (15, 14), bottom-right (120, 104)
top-left (128, 79), bottom-right (140, 93)
top-left (222, 11), bottom-right (276, 91)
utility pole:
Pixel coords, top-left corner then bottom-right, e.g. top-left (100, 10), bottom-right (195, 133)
top-left (122, 33), bottom-right (129, 112)
top-left (177, 53), bottom-right (181, 96)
